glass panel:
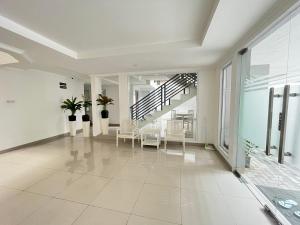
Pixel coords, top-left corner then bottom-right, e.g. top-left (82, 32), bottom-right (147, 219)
top-left (238, 15), bottom-right (291, 161)
top-left (250, 19), bottom-right (289, 85)
top-left (287, 13), bottom-right (300, 84)
top-left (241, 88), bottom-right (269, 149)
top-left (237, 8), bottom-right (300, 225)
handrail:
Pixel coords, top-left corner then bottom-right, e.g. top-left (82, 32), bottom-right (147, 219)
top-left (130, 73), bottom-right (197, 120)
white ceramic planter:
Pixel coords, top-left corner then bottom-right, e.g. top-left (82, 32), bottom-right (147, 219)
top-left (82, 121), bottom-right (90, 137)
top-left (69, 121), bottom-right (77, 136)
top-left (100, 118), bottom-right (109, 135)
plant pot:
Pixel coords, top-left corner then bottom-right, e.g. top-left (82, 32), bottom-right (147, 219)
top-left (245, 156), bottom-right (251, 168)
top-left (100, 118), bottom-right (109, 135)
top-left (82, 114), bottom-right (90, 122)
top-left (68, 115), bottom-right (76, 121)
top-left (101, 110), bottom-right (109, 119)
top-left (69, 121), bottom-right (77, 136)
top-left (82, 121), bottom-right (90, 137)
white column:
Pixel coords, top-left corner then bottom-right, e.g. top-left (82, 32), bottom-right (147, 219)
top-left (90, 75), bottom-right (102, 136)
top-left (118, 74), bottom-right (130, 124)
top-left (196, 70), bottom-right (218, 144)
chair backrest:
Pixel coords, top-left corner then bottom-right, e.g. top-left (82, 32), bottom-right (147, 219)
top-left (171, 110), bottom-right (177, 119)
top-left (187, 110), bottom-right (194, 119)
top-left (166, 120), bottom-right (183, 135)
top-left (120, 119), bottom-right (138, 133)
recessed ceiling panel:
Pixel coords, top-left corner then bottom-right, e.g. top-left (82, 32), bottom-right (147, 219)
top-left (0, 0), bottom-right (215, 52)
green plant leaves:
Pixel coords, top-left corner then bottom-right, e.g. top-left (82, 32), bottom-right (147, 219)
top-left (61, 96), bottom-right (83, 115)
top-left (96, 94), bottom-right (114, 106)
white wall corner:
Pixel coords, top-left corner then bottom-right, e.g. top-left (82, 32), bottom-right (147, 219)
top-left (118, 74), bottom-right (130, 124)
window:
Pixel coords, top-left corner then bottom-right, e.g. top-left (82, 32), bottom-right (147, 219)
top-left (220, 63), bottom-right (232, 151)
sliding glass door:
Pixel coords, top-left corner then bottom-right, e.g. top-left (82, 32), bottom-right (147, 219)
top-left (237, 7), bottom-right (300, 225)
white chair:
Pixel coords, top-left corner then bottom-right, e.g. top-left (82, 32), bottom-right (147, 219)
top-left (116, 119), bottom-right (139, 148)
top-left (141, 128), bottom-right (161, 150)
top-left (164, 120), bottom-right (186, 152)
top-left (171, 110), bottom-right (177, 119)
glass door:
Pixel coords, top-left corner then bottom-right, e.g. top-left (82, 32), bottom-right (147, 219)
top-left (284, 84), bottom-right (300, 167)
top-left (235, 6), bottom-right (300, 225)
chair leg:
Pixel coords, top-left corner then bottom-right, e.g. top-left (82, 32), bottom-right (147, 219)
top-left (183, 139), bottom-right (185, 153)
top-left (116, 136), bottom-right (119, 147)
top-left (132, 137), bottom-right (134, 148)
top-left (164, 139), bottom-right (167, 151)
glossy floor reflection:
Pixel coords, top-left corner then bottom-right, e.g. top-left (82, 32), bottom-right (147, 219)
top-left (0, 136), bottom-right (276, 225)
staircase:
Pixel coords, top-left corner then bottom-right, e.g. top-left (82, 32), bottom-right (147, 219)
top-left (130, 73), bottom-right (197, 128)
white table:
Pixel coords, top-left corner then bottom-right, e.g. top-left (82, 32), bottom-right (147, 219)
top-left (141, 128), bottom-right (161, 150)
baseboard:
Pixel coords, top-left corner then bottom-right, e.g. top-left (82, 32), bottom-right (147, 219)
top-left (0, 129), bottom-right (83, 154)
top-left (109, 124), bottom-right (120, 127)
top-left (166, 141), bottom-right (207, 147)
top-left (214, 145), bottom-right (233, 170)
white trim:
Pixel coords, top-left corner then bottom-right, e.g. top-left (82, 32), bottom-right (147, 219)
top-left (0, 15), bottom-right (77, 58)
top-left (102, 78), bottom-right (119, 85)
top-left (0, 42), bottom-right (24, 54)
top-left (92, 66), bottom-right (214, 77)
top-left (218, 62), bottom-right (232, 151)
top-left (200, 0), bottom-right (220, 44)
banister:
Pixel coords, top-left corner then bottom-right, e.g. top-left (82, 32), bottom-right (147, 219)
top-left (130, 73), bottom-right (197, 120)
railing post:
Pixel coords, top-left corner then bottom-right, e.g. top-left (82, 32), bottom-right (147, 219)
top-left (129, 73), bottom-right (198, 121)
top-left (164, 84), bottom-right (166, 105)
top-left (160, 86), bottom-right (163, 110)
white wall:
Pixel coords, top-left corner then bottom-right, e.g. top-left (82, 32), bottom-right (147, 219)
top-left (0, 67), bottom-right (84, 151)
top-left (103, 84), bottom-right (120, 124)
top-left (118, 75), bottom-right (129, 123)
top-left (197, 70), bottom-right (219, 144)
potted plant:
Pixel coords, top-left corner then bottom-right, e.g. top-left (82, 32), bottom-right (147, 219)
top-left (82, 95), bottom-right (92, 137)
top-left (96, 94), bottom-right (114, 135)
top-left (245, 139), bottom-right (255, 168)
top-left (61, 97), bottom-right (82, 136)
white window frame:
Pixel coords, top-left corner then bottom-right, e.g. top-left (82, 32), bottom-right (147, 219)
top-left (219, 62), bottom-right (232, 153)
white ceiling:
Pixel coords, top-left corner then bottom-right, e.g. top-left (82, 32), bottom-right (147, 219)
top-left (0, 0), bottom-right (288, 78)
top-left (204, 0), bottom-right (279, 49)
top-left (0, 0), bottom-right (214, 53)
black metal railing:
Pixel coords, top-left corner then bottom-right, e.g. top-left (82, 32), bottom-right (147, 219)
top-left (130, 73), bottom-right (197, 120)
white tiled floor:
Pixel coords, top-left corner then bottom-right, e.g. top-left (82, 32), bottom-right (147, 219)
top-left (0, 136), bottom-right (277, 225)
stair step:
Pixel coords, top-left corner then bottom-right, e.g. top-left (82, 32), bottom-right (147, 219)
top-left (132, 73), bottom-right (198, 128)
top-left (170, 99), bottom-right (180, 104)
